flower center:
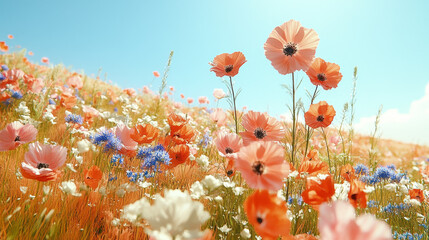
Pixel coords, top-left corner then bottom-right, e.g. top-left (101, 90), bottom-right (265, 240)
top-left (227, 170), bottom-right (234, 176)
top-left (350, 194), bottom-right (358, 201)
top-left (317, 73), bottom-right (326, 81)
top-left (254, 127), bottom-right (267, 139)
top-left (252, 161), bottom-right (265, 175)
top-left (37, 163), bottom-right (50, 169)
top-left (256, 217), bottom-right (263, 224)
top-left (283, 42), bottom-right (297, 56)
top-left (317, 115), bottom-right (324, 122)
top-left (224, 65), bottom-right (233, 73)
top-left (225, 147), bottom-right (234, 154)
top-left (14, 136), bottom-right (21, 141)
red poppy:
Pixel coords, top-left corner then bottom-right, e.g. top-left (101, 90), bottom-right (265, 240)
top-left (130, 124), bottom-right (159, 144)
top-left (0, 42), bottom-right (8, 52)
top-left (244, 190), bottom-right (291, 240)
top-left (340, 164), bottom-right (355, 182)
top-left (304, 101), bottom-right (336, 129)
top-left (306, 58), bottom-right (342, 90)
top-left (209, 52), bottom-right (247, 77)
top-left (168, 144), bottom-right (190, 168)
top-left (301, 174), bottom-right (335, 210)
top-left (348, 179), bottom-right (367, 208)
top-left (170, 124), bottom-right (195, 144)
top-left (84, 166), bottom-right (103, 190)
top-left (409, 189), bottom-right (425, 202)
top-left (168, 113), bottom-right (188, 133)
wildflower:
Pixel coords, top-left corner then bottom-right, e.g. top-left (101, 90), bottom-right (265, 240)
top-left (66, 73), bottom-right (83, 89)
top-left (115, 124), bottom-right (138, 151)
top-left (318, 201), bottom-right (393, 240)
top-left (196, 154), bottom-right (210, 170)
top-left (264, 20), bottom-right (319, 75)
top-left (198, 96), bottom-right (209, 104)
top-left (198, 131), bottom-right (212, 148)
top-left (59, 181), bottom-right (81, 196)
top-left (190, 181), bottom-right (206, 199)
top-left (168, 113), bottom-right (188, 133)
top-left (0, 121), bottom-right (37, 151)
top-left (244, 190), bottom-right (291, 239)
top-left (167, 144), bottom-right (190, 168)
top-left (0, 41), bottom-right (8, 52)
top-left (210, 108), bottom-right (228, 127)
top-left (340, 164), bottom-right (355, 182)
top-left (130, 123), bottom-right (159, 144)
top-left (348, 179), bottom-right (367, 208)
top-left (84, 166), bottom-right (103, 190)
top-left (11, 90), bottom-right (23, 99)
top-left (214, 132), bottom-right (243, 157)
top-left (374, 167), bottom-right (394, 181)
top-left (299, 150), bottom-right (329, 177)
top-left (8, 35), bottom-right (13, 39)
top-left (240, 111), bottom-right (285, 145)
top-left (122, 197), bottom-right (150, 223)
top-left (236, 141), bottom-right (289, 191)
top-left (20, 142), bottom-right (67, 182)
top-left (187, 97), bottom-right (194, 104)
top-left (306, 58), bottom-right (342, 90)
top-left (41, 57), bottom-right (49, 64)
top-left (170, 124), bottom-right (195, 144)
top-left (213, 88), bottom-right (226, 100)
top-left (209, 52), bottom-right (247, 77)
top-left (354, 164), bottom-right (369, 175)
top-left (141, 189), bottom-right (210, 239)
top-left (409, 189), bottom-right (425, 202)
top-left (304, 101), bottom-right (336, 129)
top-left (201, 175), bottom-right (221, 191)
top-left (65, 114), bottom-right (83, 125)
top-left (153, 71), bottom-right (160, 77)
top-left (110, 154), bottom-right (124, 165)
top-left (76, 139), bottom-right (91, 154)
top-left (301, 174), bottom-right (335, 210)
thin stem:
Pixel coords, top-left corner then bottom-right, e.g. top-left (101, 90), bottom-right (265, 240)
top-left (304, 85), bottom-right (319, 157)
top-left (229, 76), bottom-right (239, 134)
top-left (321, 127), bottom-right (332, 174)
top-left (291, 72), bottom-right (296, 167)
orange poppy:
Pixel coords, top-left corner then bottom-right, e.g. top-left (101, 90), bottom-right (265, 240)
top-left (301, 174), bottom-right (335, 210)
top-left (304, 101), bottom-right (336, 129)
top-left (298, 156), bottom-right (329, 178)
top-left (130, 124), bottom-right (159, 144)
top-left (0, 41), bottom-right (8, 52)
top-left (409, 189), bottom-right (425, 202)
top-left (41, 57), bottom-right (49, 64)
top-left (168, 144), bottom-right (190, 168)
top-left (84, 166), bottom-right (103, 190)
top-left (153, 71), bottom-right (160, 77)
top-left (235, 141), bottom-right (289, 191)
top-left (209, 52), bottom-right (247, 77)
top-left (225, 156), bottom-right (236, 177)
top-left (170, 124), bottom-right (195, 144)
top-left (340, 164), bottom-right (355, 182)
top-left (8, 35), bottom-right (14, 39)
top-left (168, 113), bottom-right (188, 133)
top-left (244, 190), bottom-right (291, 240)
top-left (306, 58), bottom-right (342, 90)
top-left (348, 179), bottom-right (367, 208)
top-left (264, 20), bottom-right (319, 75)
top-left (60, 93), bottom-right (77, 109)
top-left (28, 51), bottom-right (34, 56)
top-left (240, 111), bottom-right (285, 145)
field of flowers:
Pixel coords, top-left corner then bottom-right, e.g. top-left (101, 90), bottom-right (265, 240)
top-left (1, 20), bottom-right (429, 240)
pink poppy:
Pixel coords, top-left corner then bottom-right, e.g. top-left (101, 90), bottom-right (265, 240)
top-left (213, 88), bottom-right (226, 100)
top-left (8, 34), bottom-right (14, 39)
top-left (20, 142), bottom-right (67, 182)
top-left (198, 96), bottom-right (209, 104)
top-left (214, 132), bottom-right (243, 157)
top-left (319, 201), bottom-right (392, 240)
top-left (66, 74), bottom-right (83, 89)
top-left (0, 122), bottom-right (38, 151)
top-left (123, 88), bottom-right (137, 97)
top-left (210, 108), bottom-right (228, 127)
top-left (187, 97), bottom-right (194, 104)
top-left (115, 125), bottom-right (138, 151)
top-left (240, 111), bottom-right (285, 145)
top-left (236, 141), bottom-right (289, 191)
top-left (180, 93), bottom-right (185, 99)
top-left (41, 57), bottom-right (49, 64)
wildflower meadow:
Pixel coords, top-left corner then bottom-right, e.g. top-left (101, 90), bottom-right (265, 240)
top-left (1, 17), bottom-right (429, 240)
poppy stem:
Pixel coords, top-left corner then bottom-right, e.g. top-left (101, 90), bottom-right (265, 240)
top-left (321, 127), bottom-right (332, 174)
top-left (229, 76), bottom-right (239, 134)
top-left (291, 72), bottom-right (296, 167)
top-left (304, 85), bottom-right (319, 157)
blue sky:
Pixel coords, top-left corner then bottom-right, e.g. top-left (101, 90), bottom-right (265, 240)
top-left (3, 0), bottom-right (429, 131)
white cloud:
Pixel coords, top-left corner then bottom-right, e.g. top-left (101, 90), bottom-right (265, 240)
top-left (355, 82), bottom-right (429, 146)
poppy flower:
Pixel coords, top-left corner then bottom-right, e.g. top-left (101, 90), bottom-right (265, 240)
top-left (171, 124), bottom-right (195, 144)
top-left (130, 124), bottom-right (159, 144)
top-left (298, 152), bottom-right (329, 178)
top-left (225, 156), bottom-right (236, 177)
top-left (28, 51), bottom-right (34, 56)
top-left (153, 71), bottom-right (160, 77)
top-left (123, 88), bottom-right (136, 97)
top-left (210, 108), bottom-right (228, 127)
top-left (304, 101), bottom-right (336, 129)
top-left (187, 98), bottom-right (194, 104)
top-left (301, 174), bottom-right (335, 210)
top-left (240, 111), bottom-right (285, 145)
top-left (8, 35), bottom-right (13, 39)
top-left (20, 142), bottom-right (67, 182)
top-left (41, 57), bottom-right (49, 64)
top-left (84, 166), bottom-right (103, 190)
top-left (340, 164), bottom-right (355, 182)
top-left (236, 141), bottom-right (289, 191)
top-left (198, 96), bottom-right (209, 104)
top-left (0, 42), bottom-right (8, 52)
top-left (209, 52), bottom-right (247, 77)
top-left (214, 132), bottom-right (243, 157)
top-left (168, 144), bottom-right (190, 168)
top-left (244, 190), bottom-right (291, 240)
top-left (318, 201), bottom-right (393, 240)
top-left (59, 93), bottom-right (77, 109)
top-left (348, 179), bottom-right (367, 208)
top-left (115, 125), bottom-right (138, 151)
top-left (306, 58), bottom-right (342, 90)
top-left (409, 189), bottom-right (425, 202)
top-left (168, 113), bottom-right (188, 133)
top-left (264, 20), bottom-right (319, 75)
top-left (213, 88), bottom-right (226, 100)
top-left (66, 73), bottom-right (83, 89)
top-left (0, 122), bottom-right (37, 151)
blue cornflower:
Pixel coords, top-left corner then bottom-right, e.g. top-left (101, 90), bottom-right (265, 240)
top-left (354, 164), bottom-right (369, 175)
top-left (92, 130), bottom-right (115, 145)
top-left (374, 167), bottom-right (394, 180)
top-left (104, 136), bottom-right (122, 152)
top-left (391, 173), bottom-right (406, 182)
top-left (0, 73), bottom-right (5, 81)
top-left (153, 144), bottom-right (165, 152)
top-left (367, 200), bottom-right (379, 208)
top-left (65, 114), bottom-right (83, 125)
top-left (1, 65), bottom-right (8, 71)
top-left (386, 164), bottom-right (396, 171)
top-left (114, 107), bottom-right (118, 112)
top-left (48, 99), bottom-right (56, 105)
top-left (360, 175), bottom-right (380, 185)
top-left (110, 154), bottom-right (124, 165)
top-left (137, 146), bottom-right (153, 160)
top-left (198, 132), bottom-right (212, 148)
top-left (287, 196), bottom-right (293, 205)
top-left (11, 90), bottom-right (23, 99)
